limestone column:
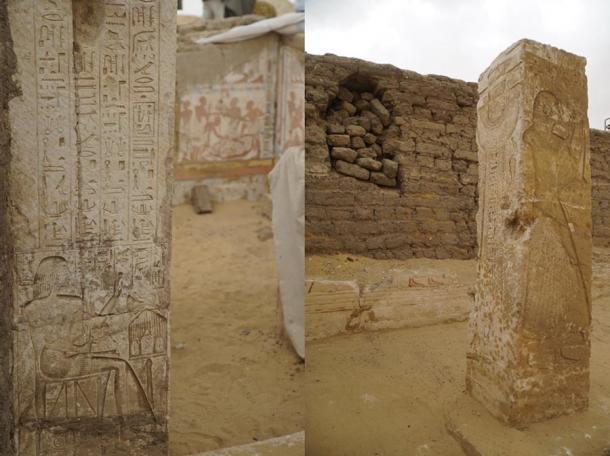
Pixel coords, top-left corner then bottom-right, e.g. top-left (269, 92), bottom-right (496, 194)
top-left (466, 39), bottom-right (591, 426)
top-left (0, 1), bottom-right (175, 454)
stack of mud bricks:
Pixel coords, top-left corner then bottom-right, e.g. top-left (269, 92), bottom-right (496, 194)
top-left (0, 1), bottom-right (176, 455)
top-left (305, 55), bottom-right (480, 260)
top-left (326, 87), bottom-right (399, 187)
top-left (591, 129), bottom-right (610, 246)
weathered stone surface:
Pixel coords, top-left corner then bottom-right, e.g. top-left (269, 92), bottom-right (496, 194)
top-left (357, 148), bottom-right (377, 159)
top-left (370, 98), bottom-right (391, 126)
top-left (305, 280), bottom-right (360, 341)
top-left (357, 158), bottom-right (383, 171)
top-left (467, 40), bottom-right (592, 426)
top-left (363, 132), bottom-right (377, 145)
top-left (1, 1), bottom-right (176, 454)
top-left (354, 98), bottom-right (370, 112)
top-left (327, 124), bottom-right (345, 134)
top-left (336, 160), bottom-right (371, 180)
top-left (343, 116), bottom-right (371, 132)
top-left (371, 172), bottom-right (397, 187)
top-left (361, 271), bottom-right (474, 331)
top-left (327, 134), bottom-right (351, 147)
top-left (305, 262), bottom-right (476, 340)
top-left (337, 86), bottom-right (354, 102)
top-left (338, 100), bottom-right (357, 116)
top-left (351, 136), bottom-right (366, 149)
top-left (330, 147), bottom-right (358, 163)
top-left (346, 125), bottom-right (366, 137)
top-left (382, 159), bottom-right (399, 178)
top-left (192, 185), bottom-right (214, 214)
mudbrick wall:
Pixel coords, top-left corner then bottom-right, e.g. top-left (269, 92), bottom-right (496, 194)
top-left (305, 53), bottom-right (610, 259)
top-left (592, 129), bottom-right (610, 247)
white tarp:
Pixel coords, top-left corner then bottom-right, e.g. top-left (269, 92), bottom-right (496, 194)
top-left (195, 12), bottom-right (304, 44)
top-left (268, 147), bottom-right (304, 358)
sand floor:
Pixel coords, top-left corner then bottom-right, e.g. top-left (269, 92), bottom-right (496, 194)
top-left (170, 201), bottom-right (304, 456)
top-left (305, 249), bottom-right (610, 455)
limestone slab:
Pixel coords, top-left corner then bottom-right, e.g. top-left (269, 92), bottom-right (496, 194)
top-left (467, 39), bottom-right (592, 426)
top-left (192, 185), bottom-right (214, 214)
top-left (305, 279), bottom-right (360, 341)
top-left (1, 1), bottom-right (176, 454)
top-left (361, 272), bottom-right (474, 331)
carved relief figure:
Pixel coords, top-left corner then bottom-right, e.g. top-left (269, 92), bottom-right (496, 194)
top-left (21, 257), bottom-right (157, 423)
top-left (521, 90), bottom-right (590, 357)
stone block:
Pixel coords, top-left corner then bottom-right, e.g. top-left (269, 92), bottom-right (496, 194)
top-left (357, 158), bottom-right (383, 171)
top-left (382, 159), bottom-right (399, 178)
top-left (354, 98), bottom-right (370, 112)
top-left (363, 133), bottom-right (377, 145)
top-left (327, 134), bottom-right (351, 147)
top-left (343, 116), bottom-right (371, 131)
top-left (327, 124), bottom-right (346, 134)
top-left (357, 148), bottom-right (377, 159)
top-left (335, 160), bottom-right (371, 180)
top-left (370, 98), bottom-right (391, 126)
top-left (371, 172), bottom-right (397, 187)
top-left (337, 86), bottom-right (354, 102)
top-left (330, 147), bottom-right (358, 163)
top-left (360, 269), bottom-right (474, 331)
top-left (351, 136), bottom-right (366, 149)
top-left (192, 185), bottom-right (213, 214)
top-left (305, 280), bottom-right (360, 340)
top-left (346, 125), bottom-right (366, 136)
top-left (338, 100), bottom-right (357, 116)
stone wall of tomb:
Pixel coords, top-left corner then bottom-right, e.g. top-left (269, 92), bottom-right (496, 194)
top-left (174, 19), bottom-right (304, 205)
top-left (305, 53), bottom-right (610, 259)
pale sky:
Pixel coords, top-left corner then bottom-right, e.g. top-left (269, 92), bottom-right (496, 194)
top-left (305, 0), bottom-right (610, 130)
top-left (179, 0), bottom-right (203, 16)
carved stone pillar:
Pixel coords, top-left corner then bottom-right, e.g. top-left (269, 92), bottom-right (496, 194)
top-left (467, 39), bottom-right (591, 426)
top-left (0, 1), bottom-right (175, 454)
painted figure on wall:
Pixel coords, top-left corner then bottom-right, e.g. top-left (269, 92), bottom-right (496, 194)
top-left (176, 45), bottom-right (276, 164)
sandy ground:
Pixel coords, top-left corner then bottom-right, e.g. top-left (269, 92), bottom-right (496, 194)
top-left (305, 249), bottom-right (610, 456)
top-left (170, 201), bottom-right (304, 456)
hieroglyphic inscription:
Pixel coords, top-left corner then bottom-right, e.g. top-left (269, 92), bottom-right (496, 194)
top-left (100, 1), bottom-right (130, 242)
top-left (130, 1), bottom-right (159, 242)
top-left (4, 0), bottom-right (175, 454)
top-left (467, 39), bottom-right (591, 426)
top-left (36, 0), bottom-right (74, 247)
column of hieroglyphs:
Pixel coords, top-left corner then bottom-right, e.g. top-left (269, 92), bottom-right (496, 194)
top-left (0, 1), bottom-right (175, 454)
top-left (466, 39), bottom-right (591, 426)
